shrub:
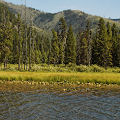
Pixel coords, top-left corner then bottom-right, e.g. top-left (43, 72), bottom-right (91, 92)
top-left (75, 65), bottom-right (90, 72)
top-left (90, 65), bottom-right (105, 72)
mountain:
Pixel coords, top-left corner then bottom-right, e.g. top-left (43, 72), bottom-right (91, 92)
top-left (111, 19), bottom-right (120, 23)
top-left (1, 1), bottom-right (120, 32)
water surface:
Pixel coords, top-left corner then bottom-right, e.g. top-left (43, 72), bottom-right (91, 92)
top-left (0, 87), bottom-right (120, 120)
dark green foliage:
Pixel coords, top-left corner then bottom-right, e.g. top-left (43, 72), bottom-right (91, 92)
top-left (0, 4), bottom-right (14, 68)
top-left (117, 33), bottom-right (120, 67)
top-left (106, 22), bottom-right (113, 67)
top-left (111, 24), bottom-right (119, 66)
top-left (85, 21), bottom-right (92, 66)
top-left (50, 29), bottom-right (59, 65)
top-left (92, 18), bottom-right (112, 67)
top-left (1, 2), bottom-right (120, 70)
top-left (57, 17), bottom-right (67, 64)
top-left (65, 25), bottom-right (76, 64)
top-left (76, 33), bottom-right (88, 65)
top-left (76, 21), bottom-right (92, 66)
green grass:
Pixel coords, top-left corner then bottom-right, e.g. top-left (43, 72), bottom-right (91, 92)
top-left (0, 64), bottom-right (120, 85)
top-left (1, 64), bottom-right (120, 73)
top-left (0, 71), bottom-right (120, 85)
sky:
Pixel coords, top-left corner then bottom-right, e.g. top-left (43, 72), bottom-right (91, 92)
top-left (4, 0), bottom-right (120, 19)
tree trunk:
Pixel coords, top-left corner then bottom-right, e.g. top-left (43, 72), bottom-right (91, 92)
top-left (29, 26), bottom-right (32, 71)
top-left (4, 62), bottom-right (6, 69)
top-left (18, 25), bottom-right (21, 70)
top-left (24, 63), bottom-right (25, 70)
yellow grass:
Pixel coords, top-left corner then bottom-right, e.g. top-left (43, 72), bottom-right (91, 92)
top-left (0, 71), bottom-right (120, 85)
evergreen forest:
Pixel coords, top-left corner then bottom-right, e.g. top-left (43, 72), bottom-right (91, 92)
top-left (0, 3), bottom-right (120, 71)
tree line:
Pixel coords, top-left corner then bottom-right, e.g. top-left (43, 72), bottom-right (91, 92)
top-left (0, 3), bottom-right (50, 70)
top-left (50, 17), bottom-right (120, 68)
top-left (0, 3), bottom-right (120, 71)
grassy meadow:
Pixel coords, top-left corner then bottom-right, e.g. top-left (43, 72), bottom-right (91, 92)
top-left (0, 64), bottom-right (120, 85)
top-left (0, 71), bottom-right (120, 85)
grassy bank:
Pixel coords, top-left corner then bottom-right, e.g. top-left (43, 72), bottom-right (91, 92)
top-left (0, 71), bottom-right (120, 85)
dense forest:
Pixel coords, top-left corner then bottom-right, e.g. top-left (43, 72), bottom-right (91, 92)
top-left (0, 3), bottom-right (120, 71)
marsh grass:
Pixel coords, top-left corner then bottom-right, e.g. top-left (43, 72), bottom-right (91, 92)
top-left (0, 71), bottom-right (120, 85)
top-left (0, 64), bottom-right (120, 85)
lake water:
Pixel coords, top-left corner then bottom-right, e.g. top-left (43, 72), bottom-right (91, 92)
top-left (0, 86), bottom-right (120, 120)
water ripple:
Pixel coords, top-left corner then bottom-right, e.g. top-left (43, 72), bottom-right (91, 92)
top-left (0, 90), bottom-right (120, 120)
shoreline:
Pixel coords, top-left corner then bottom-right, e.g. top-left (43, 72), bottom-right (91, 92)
top-left (0, 71), bottom-right (120, 93)
top-left (0, 80), bottom-right (120, 94)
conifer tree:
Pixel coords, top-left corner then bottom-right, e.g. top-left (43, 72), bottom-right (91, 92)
top-left (76, 32), bottom-right (88, 65)
top-left (35, 49), bottom-right (40, 64)
top-left (117, 32), bottom-right (120, 67)
top-left (92, 18), bottom-right (109, 67)
top-left (42, 51), bottom-right (48, 63)
top-left (29, 25), bottom-right (32, 70)
top-left (16, 14), bottom-right (22, 70)
top-left (0, 8), bottom-right (13, 68)
top-left (51, 29), bottom-right (59, 65)
top-left (58, 17), bottom-right (67, 64)
top-left (111, 24), bottom-right (119, 66)
top-left (48, 38), bottom-right (53, 64)
top-left (85, 21), bottom-right (92, 66)
top-left (106, 22), bottom-right (113, 67)
top-left (76, 32), bottom-right (82, 65)
top-left (65, 25), bottom-right (76, 64)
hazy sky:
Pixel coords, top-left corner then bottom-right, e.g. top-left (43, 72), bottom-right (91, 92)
top-left (4, 0), bottom-right (120, 19)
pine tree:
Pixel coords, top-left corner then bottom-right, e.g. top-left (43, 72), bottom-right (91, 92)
top-left (117, 32), bottom-right (120, 67)
top-left (29, 25), bottom-right (32, 70)
top-left (85, 21), bottom-right (92, 66)
top-left (42, 51), bottom-right (48, 63)
top-left (51, 29), bottom-right (59, 65)
top-left (22, 24), bottom-right (27, 70)
top-left (12, 29), bottom-right (19, 64)
top-left (111, 24), bottom-right (119, 66)
top-left (16, 14), bottom-right (22, 70)
top-left (92, 18), bottom-right (109, 67)
top-left (0, 8), bottom-right (13, 69)
top-left (31, 29), bottom-right (36, 65)
top-left (76, 32), bottom-right (88, 65)
top-left (106, 22), bottom-right (113, 67)
top-left (58, 17), bottom-right (67, 64)
top-left (65, 25), bottom-right (76, 64)
top-left (76, 32), bottom-right (82, 65)
top-left (92, 29), bottom-right (99, 65)
top-left (48, 38), bottom-right (53, 64)
top-left (35, 49), bottom-right (40, 64)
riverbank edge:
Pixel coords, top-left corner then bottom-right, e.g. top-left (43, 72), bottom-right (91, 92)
top-left (0, 80), bottom-right (120, 93)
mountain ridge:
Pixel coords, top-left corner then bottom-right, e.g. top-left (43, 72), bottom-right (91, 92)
top-left (1, 1), bottom-right (120, 32)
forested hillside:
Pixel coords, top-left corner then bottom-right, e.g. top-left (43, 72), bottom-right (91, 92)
top-left (1, 1), bottom-right (120, 33)
top-left (0, 2), bottom-right (120, 71)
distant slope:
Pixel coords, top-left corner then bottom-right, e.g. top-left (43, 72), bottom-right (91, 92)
top-left (111, 19), bottom-right (120, 23)
top-left (1, 1), bottom-right (41, 24)
top-left (2, 1), bottom-right (120, 32)
top-left (34, 10), bottom-right (120, 32)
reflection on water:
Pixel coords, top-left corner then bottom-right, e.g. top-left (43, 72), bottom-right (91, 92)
top-left (0, 88), bottom-right (120, 120)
